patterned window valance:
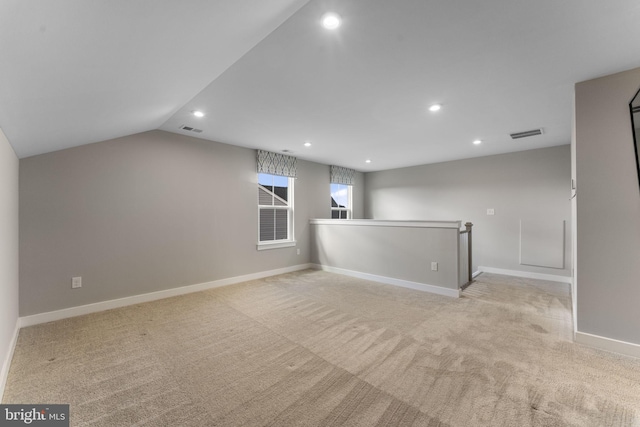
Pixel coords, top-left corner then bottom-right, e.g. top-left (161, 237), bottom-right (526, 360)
top-left (257, 150), bottom-right (297, 177)
top-left (330, 165), bottom-right (355, 185)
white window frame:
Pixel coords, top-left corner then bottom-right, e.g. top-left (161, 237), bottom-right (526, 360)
top-left (330, 183), bottom-right (352, 219)
top-left (257, 173), bottom-right (295, 250)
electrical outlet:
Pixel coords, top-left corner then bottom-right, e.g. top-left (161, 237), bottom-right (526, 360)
top-left (431, 262), bottom-right (438, 271)
top-left (487, 208), bottom-right (495, 215)
top-left (71, 276), bottom-right (82, 289)
top-left (296, 248), bottom-right (300, 255)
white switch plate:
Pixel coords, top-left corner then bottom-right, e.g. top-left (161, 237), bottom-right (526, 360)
top-left (487, 208), bottom-right (495, 215)
top-left (71, 276), bottom-right (82, 289)
top-left (296, 248), bottom-right (300, 255)
top-left (431, 262), bottom-right (438, 271)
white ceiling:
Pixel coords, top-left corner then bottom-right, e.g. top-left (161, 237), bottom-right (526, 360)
top-left (2, 0), bottom-right (640, 171)
top-left (0, 0), bottom-right (310, 157)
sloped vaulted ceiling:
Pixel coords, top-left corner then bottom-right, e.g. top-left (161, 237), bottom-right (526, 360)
top-left (0, 0), bottom-right (311, 158)
top-left (2, 0), bottom-right (640, 171)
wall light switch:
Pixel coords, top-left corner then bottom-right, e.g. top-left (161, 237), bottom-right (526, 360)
top-left (487, 208), bottom-right (495, 216)
top-left (71, 276), bottom-right (82, 289)
top-left (431, 262), bottom-right (438, 271)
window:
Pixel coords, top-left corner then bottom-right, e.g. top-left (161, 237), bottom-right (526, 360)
top-left (330, 165), bottom-right (355, 219)
top-left (258, 173), bottom-right (294, 248)
top-left (331, 183), bottom-right (351, 219)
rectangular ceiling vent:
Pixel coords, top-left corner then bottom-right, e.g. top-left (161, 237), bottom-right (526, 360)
top-left (179, 125), bottom-right (203, 133)
top-left (510, 128), bottom-right (543, 139)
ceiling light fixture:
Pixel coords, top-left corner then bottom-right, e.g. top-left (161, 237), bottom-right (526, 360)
top-left (304, 141), bottom-right (312, 147)
top-left (365, 159), bottom-right (372, 164)
top-left (428, 104), bottom-right (442, 112)
top-left (321, 13), bottom-right (341, 30)
top-left (473, 139), bottom-right (482, 145)
top-left (192, 110), bottom-right (205, 118)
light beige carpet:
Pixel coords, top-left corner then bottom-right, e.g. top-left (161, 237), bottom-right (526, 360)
top-left (3, 270), bottom-right (640, 426)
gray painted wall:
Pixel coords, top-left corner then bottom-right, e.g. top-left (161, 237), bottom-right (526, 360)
top-left (19, 130), bottom-right (346, 316)
top-left (0, 128), bottom-right (19, 395)
top-left (311, 222), bottom-right (460, 291)
top-left (351, 172), bottom-right (365, 220)
top-left (364, 146), bottom-right (571, 277)
top-left (575, 67), bottom-right (640, 345)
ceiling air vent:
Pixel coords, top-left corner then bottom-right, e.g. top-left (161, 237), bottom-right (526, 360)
top-left (179, 125), bottom-right (203, 133)
top-left (510, 128), bottom-right (543, 139)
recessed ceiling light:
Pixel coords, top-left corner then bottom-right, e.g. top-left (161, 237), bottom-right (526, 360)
top-left (321, 13), bottom-right (341, 30)
top-left (365, 159), bottom-right (372, 164)
top-left (304, 141), bottom-right (312, 147)
top-left (473, 139), bottom-right (482, 145)
top-left (192, 110), bottom-right (205, 118)
top-left (429, 104), bottom-right (442, 112)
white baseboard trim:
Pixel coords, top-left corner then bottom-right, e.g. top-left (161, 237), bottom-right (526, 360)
top-left (471, 270), bottom-right (482, 279)
top-left (478, 266), bottom-right (571, 284)
top-left (19, 264), bottom-right (313, 328)
top-left (311, 264), bottom-right (460, 298)
top-left (0, 321), bottom-right (20, 402)
top-left (575, 331), bottom-right (640, 359)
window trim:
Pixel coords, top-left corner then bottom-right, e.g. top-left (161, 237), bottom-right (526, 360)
top-left (256, 240), bottom-right (297, 251)
top-left (257, 174), bottom-right (295, 250)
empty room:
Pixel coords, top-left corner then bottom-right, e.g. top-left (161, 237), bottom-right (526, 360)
top-left (1, 1), bottom-right (640, 426)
